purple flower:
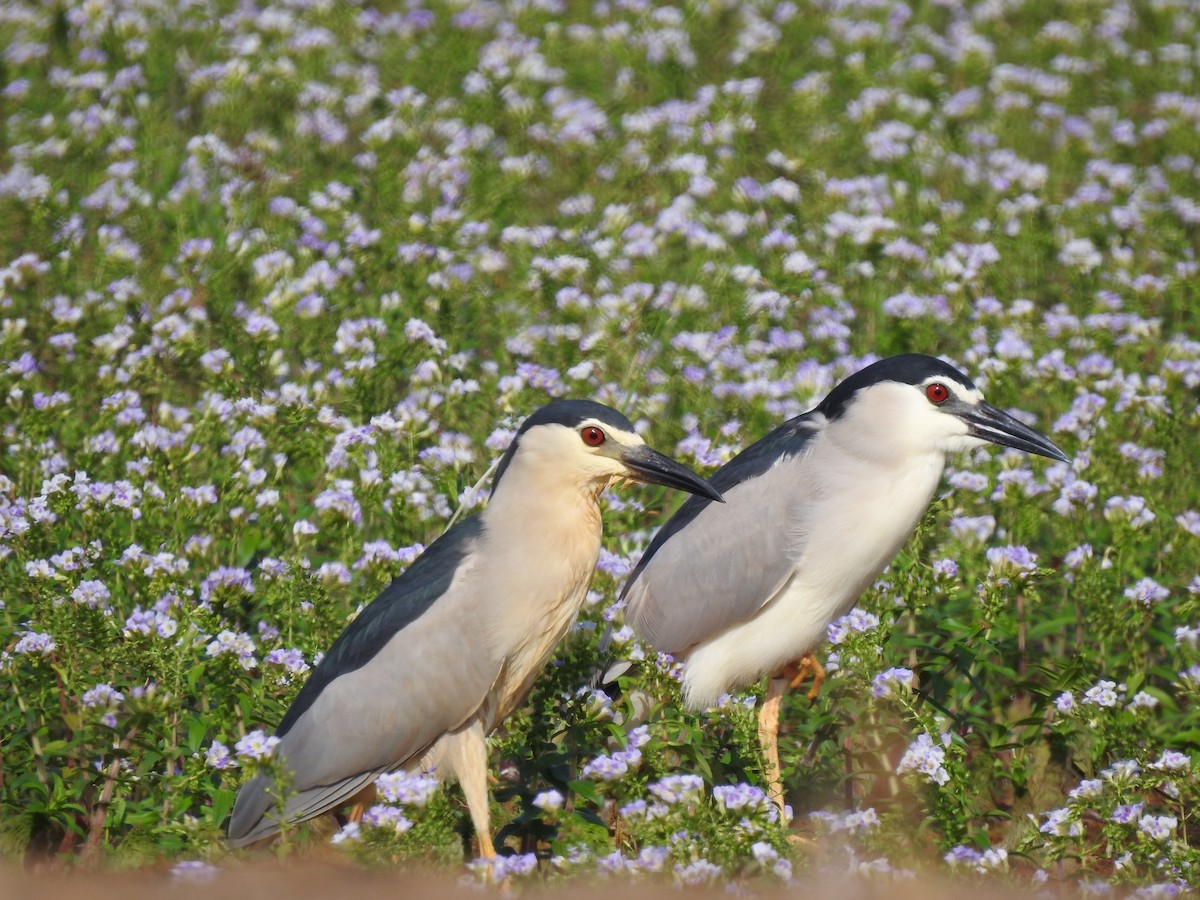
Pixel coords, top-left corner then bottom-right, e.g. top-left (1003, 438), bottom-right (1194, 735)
top-left (1064, 544), bottom-right (1093, 569)
top-left (712, 783), bottom-right (772, 815)
top-left (809, 807), bottom-right (880, 834)
top-left (82, 683), bottom-right (124, 709)
top-left (1058, 237), bottom-right (1102, 272)
top-left (206, 741), bottom-right (235, 769)
top-left (1150, 751), bottom-right (1189, 771)
top-left (947, 514), bottom-right (996, 544)
top-left (181, 484), bottom-right (218, 506)
top-left (13, 631), bottom-right (55, 656)
top-left (871, 667), bottom-right (914, 698)
top-left (1137, 814), bottom-right (1177, 841)
top-left (375, 770), bottom-right (439, 806)
top-left (948, 470), bottom-right (989, 492)
top-left (1101, 760), bottom-right (1141, 783)
top-left (986, 544), bottom-right (1038, 579)
top-left (123, 607), bottom-right (155, 635)
top-left (1177, 665), bottom-right (1200, 689)
top-left (1177, 510), bottom-right (1200, 537)
top-left (896, 732), bottom-right (950, 785)
top-left (360, 804), bottom-right (413, 833)
top-left (1053, 478), bottom-right (1098, 516)
top-left (1119, 443), bottom-right (1165, 479)
top-left (636, 846), bottom-right (670, 873)
top-left (619, 798), bottom-right (668, 822)
top-left (1068, 779), bottom-right (1103, 801)
top-left (1127, 691), bottom-right (1158, 710)
top-left (235, 730), bottom-right (280, 761)
top-left (648, 773), bottom-right (705, 806)
top-left (71, 579), bottom-right (110, 609)
top-left (1125, 578), bottom-right (1169, 607)
top-left (944, 845), bottom-right (982, 867)
top-left (826, 608), bottom-right (879, 644)
top-left (221, 426), bottom-right (266, 459)
top-left (314, 482), bottom-right (363, 526)
top-left (205, 630), bottom-right (257, 669)
top-left (1111, 802), bottom-right (1144, 824)
top-left (293, 519), bottom-right (319, 538)
top-left (593, 850), bottom-right (634, 876)
top-left (482, 852), bottom-right (537, 882)
top-left (264, 648), bottom-right (310, 675)
top-left (1040, 807), bottom-right (1081, 837)
top-left (581, 752), bottom-right (630, 782)
top-left (978, 849), bottom-right (1008, 872)
top-left (1104, 495), bottom-right (1155, 528)
top-left (316, 562), bottom-right (351, 585)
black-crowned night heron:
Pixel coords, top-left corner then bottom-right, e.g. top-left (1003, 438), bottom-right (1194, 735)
top-left (619, 354), bottom-right (1068, 811)
top-left (228, 399), bottom-right (722, 854)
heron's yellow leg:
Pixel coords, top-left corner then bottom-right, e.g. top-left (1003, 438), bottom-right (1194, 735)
top-left (757, 675), bottom-right (789, 817)
top-left (345, 783), bottom-right (376, 825)
top-left (445, 722), bottom-right (496, 860)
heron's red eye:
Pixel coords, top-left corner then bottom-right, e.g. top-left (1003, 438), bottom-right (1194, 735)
top-left (580, 426), bottom-right (606, 446)
top-left (926, 383), bottom-right (950, 404)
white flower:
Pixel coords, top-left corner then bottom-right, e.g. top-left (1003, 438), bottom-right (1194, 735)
top-left (532, 789), bottom-right (564, 812)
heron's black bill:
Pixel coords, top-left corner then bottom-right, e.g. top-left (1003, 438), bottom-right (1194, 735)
top-left (963, 403), bottom-right (1069, 462)
top-left (621, 446), bottom-right (725, 503)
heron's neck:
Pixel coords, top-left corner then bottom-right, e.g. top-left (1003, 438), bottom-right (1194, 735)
top-left (483, 477), bottom-right (604, 561)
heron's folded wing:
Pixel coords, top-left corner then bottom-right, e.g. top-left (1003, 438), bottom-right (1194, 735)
top-left (622, 414), bottom-right (819, 654)
top-left (229, 517), bottom-right (499, 846)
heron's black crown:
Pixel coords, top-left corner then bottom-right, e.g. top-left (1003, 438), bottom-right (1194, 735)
top-left (817, 353), bottom-right (975, 420)
top-left (513, 399), bottom-right (636, 435)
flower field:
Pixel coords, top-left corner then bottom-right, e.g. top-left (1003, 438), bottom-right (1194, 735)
top-left (2, 0), bottom-right (1199, 894)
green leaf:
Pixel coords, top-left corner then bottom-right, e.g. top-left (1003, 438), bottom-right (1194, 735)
top-left (568, 779), bottom-right (601, 805)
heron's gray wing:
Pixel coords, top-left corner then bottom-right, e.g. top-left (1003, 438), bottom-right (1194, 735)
top-left (228, 516), bottom-right (500, 846)
top-left (622, 413), bottom-right (819, 654)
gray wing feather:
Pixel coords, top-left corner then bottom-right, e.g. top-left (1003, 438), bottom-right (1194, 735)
top-left (624, 462), bottom-right (805, 653)
top-left (622, 414), bottom-right (822, 653)
top-left (228, 770), bottom-right (379, 848)
top-left (228, 522), bottom-right (501, 847)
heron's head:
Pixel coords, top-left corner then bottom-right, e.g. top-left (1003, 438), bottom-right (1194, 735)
top-left (492, 400), bottom-right (723, 502)
top-left (818, 354), bottom-right (1068, 463)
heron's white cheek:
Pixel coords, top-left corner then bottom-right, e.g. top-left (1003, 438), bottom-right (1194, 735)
top-left (944, 432), bottom-right (988, 454)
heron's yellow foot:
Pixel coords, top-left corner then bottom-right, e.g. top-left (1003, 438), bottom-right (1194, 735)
top-left (782, 652), bottom-right (825, 702)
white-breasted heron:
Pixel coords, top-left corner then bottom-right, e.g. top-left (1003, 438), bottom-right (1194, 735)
top-left (619, 354), bottom-right (1068, 810)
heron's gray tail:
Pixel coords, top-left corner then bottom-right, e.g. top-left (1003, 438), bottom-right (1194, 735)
top-left (590, 624), bottom-right (655, 737)
top-left (227, 769), bottom-right (378, 848)
top-left (227, 772), bottom-right (278, 848)
top-left (590, 622), bottom-right (638, 691)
